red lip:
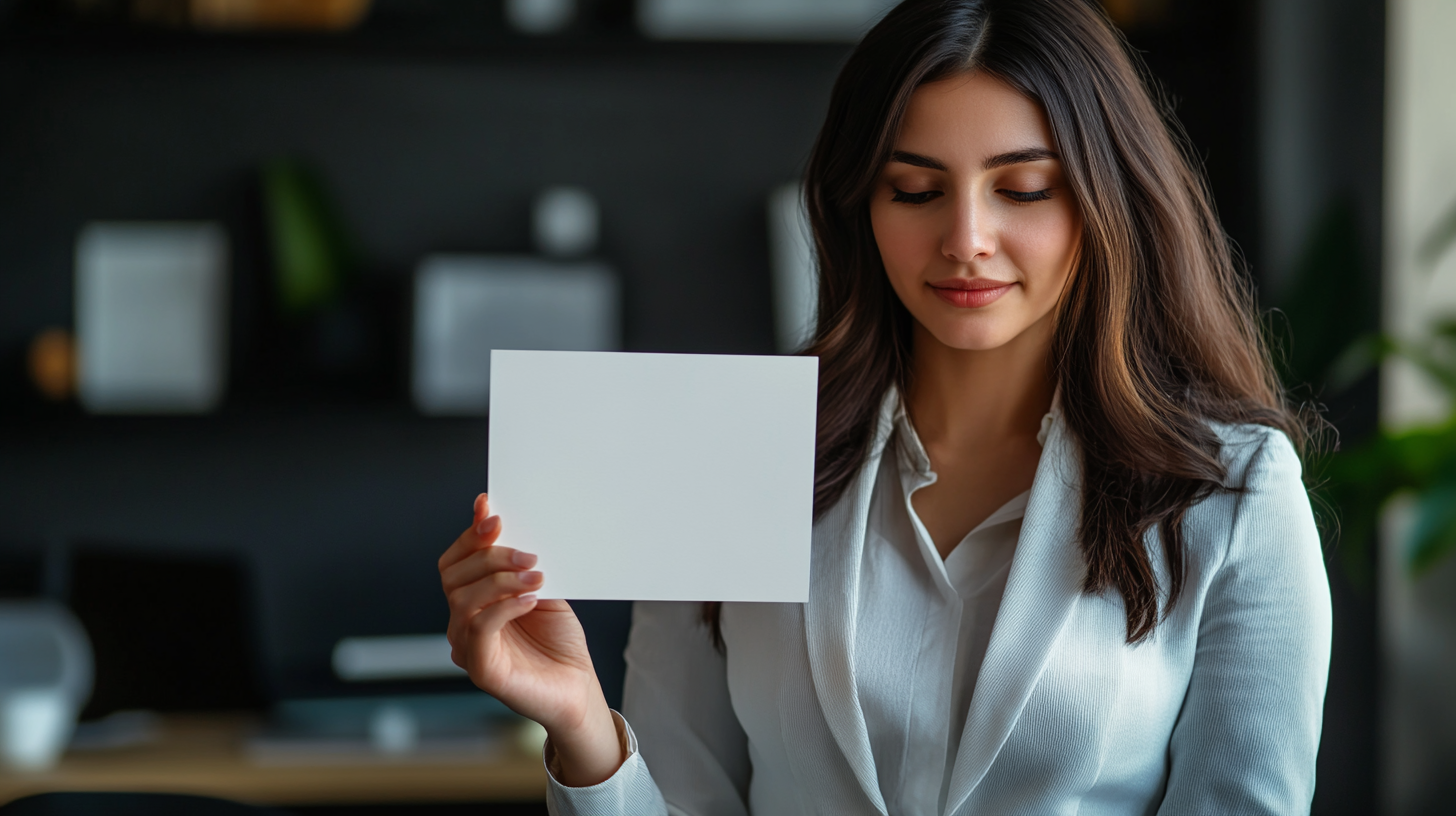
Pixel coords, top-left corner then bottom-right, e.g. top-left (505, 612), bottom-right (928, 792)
top-left (928, 278), bottom-right (1016, 308)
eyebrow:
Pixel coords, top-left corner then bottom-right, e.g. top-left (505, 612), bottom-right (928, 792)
top-left (889, 147), bottom-right (1059, 172)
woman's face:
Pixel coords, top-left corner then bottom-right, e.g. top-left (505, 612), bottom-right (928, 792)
top-left (870, 71), bottom-right (1082, 354)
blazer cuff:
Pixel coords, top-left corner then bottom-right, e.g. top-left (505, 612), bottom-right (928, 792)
top-left (543, 711), bottom-right (667, 816)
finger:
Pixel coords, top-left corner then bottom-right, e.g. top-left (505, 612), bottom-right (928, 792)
top-left (441, 545), bottom-right (538, 593)
top-left (449, 590), bottom-right (557, 659)
top-left (463, 593), bottom-right (541, 667)
top-left (437, 514), bottom-right (503, 572)
top-left (449, 569), bottom-right (543, 616)
top-left (441, 494), bottom-right (493, 573)
top-left (448, 569), bottom-right (544, 618)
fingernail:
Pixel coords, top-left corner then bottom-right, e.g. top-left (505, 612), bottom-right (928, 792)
top-left (519, 571), bottom-right (543, 586)
top-left (476, 516), bottom-right (500, 536)
top-left (518, 594), bottom-right (538, 605)
top-left (511, 550), bottom-right (536, 568)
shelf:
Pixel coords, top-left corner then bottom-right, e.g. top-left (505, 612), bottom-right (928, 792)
top-left (0, 20), bottom-right (854, 66)
top-left (0, 400), bottom-right (481, 433)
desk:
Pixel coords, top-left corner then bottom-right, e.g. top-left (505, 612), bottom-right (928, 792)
top-left (0, 715), bottom-right (547, 806)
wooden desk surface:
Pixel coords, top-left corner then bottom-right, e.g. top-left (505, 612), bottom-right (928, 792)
top-left (0, 715), bottom-right (547, 806)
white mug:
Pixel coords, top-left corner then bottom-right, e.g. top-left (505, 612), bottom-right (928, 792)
top-left (0, 601), bottom-right (93, 770)
top-left (0, 688), bottom-right (77, 770)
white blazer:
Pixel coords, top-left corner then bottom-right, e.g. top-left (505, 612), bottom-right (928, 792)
top-left (547, 393), bottom-right (1333, 816)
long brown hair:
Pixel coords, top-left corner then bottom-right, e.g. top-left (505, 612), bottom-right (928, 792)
top-left (708, 0), bottom-right (1303, 646)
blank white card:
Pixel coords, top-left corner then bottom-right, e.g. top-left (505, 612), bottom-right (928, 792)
top-left (487, 350), bottom-right (818, 602)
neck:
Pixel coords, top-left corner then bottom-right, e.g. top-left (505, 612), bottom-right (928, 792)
top-left (904, 317), bottom-right (1056, 449)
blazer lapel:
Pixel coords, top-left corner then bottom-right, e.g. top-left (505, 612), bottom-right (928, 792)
top-left (803, 390), bottom-right (898, 815)
top-left (944, 412), bottom-right (1086, 814)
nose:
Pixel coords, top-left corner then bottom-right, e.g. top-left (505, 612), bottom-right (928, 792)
top-left (941, 195), bottom-right (995, 264)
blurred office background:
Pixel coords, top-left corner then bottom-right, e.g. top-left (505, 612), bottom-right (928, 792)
top-left (0, 0), bottom-right (1449, 812)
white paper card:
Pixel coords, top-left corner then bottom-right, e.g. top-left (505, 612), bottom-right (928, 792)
top-left (488, 350), bottom-right (817, 602)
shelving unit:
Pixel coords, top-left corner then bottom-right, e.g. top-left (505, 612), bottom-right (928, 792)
top-left (0, 17), bottom-right (851, 409)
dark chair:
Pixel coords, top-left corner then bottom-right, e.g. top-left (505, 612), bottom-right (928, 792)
top-left (0, 792), bottom-right (289, 816)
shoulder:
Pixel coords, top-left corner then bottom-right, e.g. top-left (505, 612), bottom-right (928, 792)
top-left (1189, 421), bottom-right (1322, 581)
top-left (1180, 422), bottom-right (1331, 654)
top-left (1207, 420), bottom-right (1304, 493)
top-left (1175, 421), bottom-right (1313, 570)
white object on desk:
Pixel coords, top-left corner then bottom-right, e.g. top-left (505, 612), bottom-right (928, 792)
top-left (75, 222), bottom-right (229, 414)
top-left (332, 634), bottom-right (465, 682)
top-left (368, 705), bottom-right (419, 756)
top-left (768, 183), bottom-right (817, 353)
top-left (0, 601), bottom-right (94, 770)
top-left (639, 0), bottom-right (894, 41)
top-left (488, 350), bottom-right (818, 602)
top-left (411, 256), bottom-right (620, 415)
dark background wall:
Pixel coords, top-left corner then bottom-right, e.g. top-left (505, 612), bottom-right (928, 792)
top-left (1255, 0), bottom-right (1387, 812)
top-left (0, 33), bottom-right (849, 702)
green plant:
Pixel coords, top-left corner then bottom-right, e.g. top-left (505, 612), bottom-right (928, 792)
top-left (1285, 196), bottom-right (1456, 582)
top-left (1319, 325), bottom-right (1456, 577)
top-left (262, 158), bottom-right (358, 316)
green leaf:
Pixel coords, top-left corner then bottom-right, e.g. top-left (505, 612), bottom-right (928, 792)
top-left (1312, 421), bottom-right (1456, 584)
top-left (1417, 196), bottom-right (1456, 270)
top-left (263, 159), bottom-right (357, 316)
top-left (1325, 332), bottom-right (1393, 393)
top-left (1395, 342), bottom-right (1456, 396)
top-left (1429, 317), bottom-right (1456, 341)
top-left (1410, 475), bottom-right (1456, 575)
top-left (1315, 433), bottom-right (1400, 588)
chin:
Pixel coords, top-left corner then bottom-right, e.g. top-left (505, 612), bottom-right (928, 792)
top-left (925, 321), bottom-right (1021, 352)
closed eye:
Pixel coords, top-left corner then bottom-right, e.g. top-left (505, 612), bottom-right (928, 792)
top-left (891, 187), bottom-right (942, 205)
top-left (999, 188), bottom-right (1053, 203)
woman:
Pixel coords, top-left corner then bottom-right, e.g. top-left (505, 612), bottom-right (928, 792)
top-left (438, 0), bottom-right (1332, 812)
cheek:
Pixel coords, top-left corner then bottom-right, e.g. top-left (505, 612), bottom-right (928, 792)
top-left (870, 203), bottom-right (938, 283)
top-left (1003, 205), bottom-right (1080, 296)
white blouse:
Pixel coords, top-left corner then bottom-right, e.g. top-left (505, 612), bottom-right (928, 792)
top-left (857, 406), bottom-right (1039, 815)
top-left (547, 403), bottom-right (1051, 816)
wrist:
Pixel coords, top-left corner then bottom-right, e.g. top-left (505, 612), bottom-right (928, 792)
top-left (546, 696), bottom-right (624, 787)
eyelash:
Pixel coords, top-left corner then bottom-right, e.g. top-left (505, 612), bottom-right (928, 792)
top-left (891, 188), bottom-right (940, 205)
top-left (1002, 189), bottom-right (1053, 203)
top-left (889, 187), bottom-right (1053, 205)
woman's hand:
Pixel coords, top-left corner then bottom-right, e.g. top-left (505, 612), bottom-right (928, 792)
top-left (439, 494), bottom-right (625, 786)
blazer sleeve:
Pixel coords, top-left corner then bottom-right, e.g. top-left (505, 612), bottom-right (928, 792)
top-left (1157, 429), bottom-right (1333, 816)
top-left (546, 601), bottom-right (752, 816)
